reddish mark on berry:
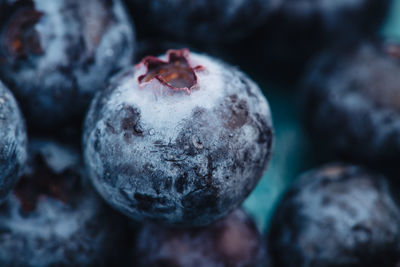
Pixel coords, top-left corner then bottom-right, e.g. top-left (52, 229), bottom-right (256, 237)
top-left (0, 0), bottom-right (43, 62)
top-left (138, 48), bottom-right (204, 94)
top-left (385, 43), bottom-right (400, 60)
top-left (14, 155), bottom-right (78, 213)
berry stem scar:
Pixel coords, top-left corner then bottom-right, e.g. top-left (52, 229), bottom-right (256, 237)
top-left (138, 48), bottom-right (204, 94)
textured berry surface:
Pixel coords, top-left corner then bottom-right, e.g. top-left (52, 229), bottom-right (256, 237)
top-left (135, 209), bottom-right (267, 267)
top-left (302, 41), bottom-right (400, 166)
top-left (268, 163), bottom-right (400, 267)
top-left (268, 0), bottom-right (389, 36)
top-left (84, 49), bottom-right (273, 226)
top-left (125, 0), bottom-right (270, 43)
top-left (0, 0), bottom-right (135, 130)
top-left (0, 81), bottom-right (27, 205)
top-left (0, 139), bottom-right (127, 266)
top-left (238, 0), bottom-right (390, 82)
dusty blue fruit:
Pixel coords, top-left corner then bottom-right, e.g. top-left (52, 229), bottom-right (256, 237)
top-left (0, 0), bottom-right (135, 131)
top-left (0, 80), bottom-right (27, 205)
top-left (0, 139), bottom-right (127, 266)
top-left (268, 163), bottom-right (400, 267)
top-left (134, 209), bottom-right (268, 267)
top-left (83, 49), bottom-right (274, 226)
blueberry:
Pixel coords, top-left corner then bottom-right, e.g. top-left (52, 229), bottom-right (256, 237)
top-left (134, 209), bottom-right (268, 267)
top-left (0, 0), bottom-right (135, 131)
top-left (237, 0), bottom-right (390, 81)
top-left (302, 41), bottom-right (400, 167)
top-left (268, 163), bottom-right (400, 267)
top-left (267, 0), bottom-right (389, 38)
top-left (0, 139), bottom-right (128, 266)
top-left (83, 48), bottom-right (274, 226)
top-left (0, 81), bottom-right (27, 205)
top-left (125, 0), bottom-right (270, 43)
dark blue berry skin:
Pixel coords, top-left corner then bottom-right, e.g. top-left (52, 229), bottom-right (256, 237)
top-left (125, 0), bottom-right (270, 43)
top-left (268, 163), bottom-right (400, 267)
top-left (0, 81), bottom-right (27, 205)
top-left (83, 49), bottom-right (273, 227)
top-left (235, 0), bottom-right (390, 82)
top-left (302, 41), bottom-right (400, 167)
top-left (267, 0), bottom-right (389, 40)
top-left (134, 209), bottom-right (268, 267)
top-left (0, 139), bottom-right (128, 266)
top-left (0, 0), bottom-right (135, 131)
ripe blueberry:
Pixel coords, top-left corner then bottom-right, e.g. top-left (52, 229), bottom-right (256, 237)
top-left (238, 0), bottom-right (390, 81)
top-left (0, 0), bottom-right (135, 131)
top-left (267, 0), bottom-right (389, 37)
top-left (83, 48), bottom-right (274, 226)
top-left (268, 163), bottom-right (400, 267)
top-left (0, 139), bottom-right (127, 266)
top-left (125, 0), bottom-right (270, 43)
top-left (0, 80), bottom-right (27, 204)
top-left (302, 41), bottom-right (400, 167)
top-left (134, 209), bottom-right (268, 267)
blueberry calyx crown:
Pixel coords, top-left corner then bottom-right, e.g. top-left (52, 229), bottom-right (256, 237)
top-left (384, 42), bottom-right (400, 60)
top-left (14, 155), bottom-right (79, 213)
top-left (138, 48), bottom-right (204, 94)
top-left (0, 0), bottom-right (43, 63)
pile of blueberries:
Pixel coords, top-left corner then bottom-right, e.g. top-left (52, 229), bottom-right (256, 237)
top-left (0, 0), bottom-right (400, 266)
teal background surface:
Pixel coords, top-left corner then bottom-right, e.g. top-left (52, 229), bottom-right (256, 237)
top-left (382, 0), bottom-right (400, 41)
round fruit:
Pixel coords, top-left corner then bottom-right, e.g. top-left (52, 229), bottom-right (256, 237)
top-left (0, 139), bottom-right (128, 266)
top-left (237, 0), bottom-right (390, 82)
top-left (0, 0), bottom-right (135, 130)
top-left (125, 0), bottom-right (271, 43)
top-left (134, 209), bottom-right (267, 267)
top-left (83, 48), bottom-right (273, 226)
top-left (268, 163), bottom-right (400, 267)
top-left (0, 80), bottom-right (27, 204)
top-left (302, 41), bottom-right (400, 166)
